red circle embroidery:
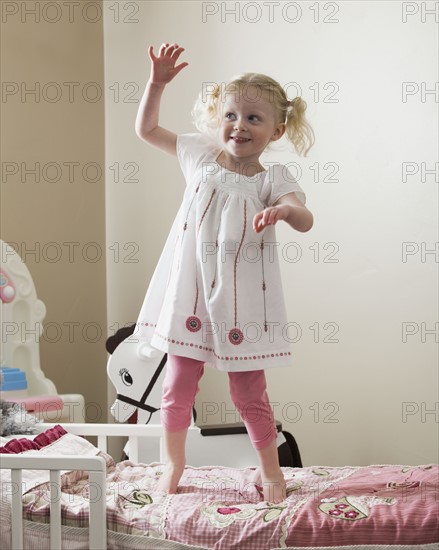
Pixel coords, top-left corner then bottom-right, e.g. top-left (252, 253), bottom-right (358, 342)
top-left (228, 327), bottom-right (244, 345)
top-left (186, 316), bottom-right (202, 332)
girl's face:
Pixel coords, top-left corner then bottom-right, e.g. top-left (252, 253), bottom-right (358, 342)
top-left (217, 86), bottom-right (285, 170)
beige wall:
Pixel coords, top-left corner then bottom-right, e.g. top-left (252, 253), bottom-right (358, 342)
top-left (105, 1), bottom-right (438, 466)
top-left (1, 1), bottom-right (107, 422)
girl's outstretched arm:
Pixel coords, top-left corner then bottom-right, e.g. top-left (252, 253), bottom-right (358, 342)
top-left (135, 43), bottom-right (188, 156)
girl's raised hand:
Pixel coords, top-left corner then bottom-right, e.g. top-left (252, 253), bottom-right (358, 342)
top-left (148, 43), bottom-right (188, 85)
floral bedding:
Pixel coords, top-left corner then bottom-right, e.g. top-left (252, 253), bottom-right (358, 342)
top-left (0, 426), bottom-right (438, 550)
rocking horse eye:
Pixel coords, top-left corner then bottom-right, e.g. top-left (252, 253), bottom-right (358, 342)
top-left (119, 368), bottom-right (133, 386)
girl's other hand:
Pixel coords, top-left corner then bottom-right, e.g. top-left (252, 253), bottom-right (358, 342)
top-left (148, 43), bottom-right (188, 84)
top-left (253, 205), bottom-right (289, 233)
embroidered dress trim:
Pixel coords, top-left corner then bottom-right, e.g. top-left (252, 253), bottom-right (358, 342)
top-left (136, 322), bottom-right (292, 363)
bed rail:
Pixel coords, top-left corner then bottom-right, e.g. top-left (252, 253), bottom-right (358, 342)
top-left (1, 453), bottom-right (107, 550)
top-left (0, 422), bottom-right (198, 550)
top-left (36, 422), bottom-right (199, 462)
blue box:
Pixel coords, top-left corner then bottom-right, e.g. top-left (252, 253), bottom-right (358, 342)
top-left (0, 367), bottom-right (28, 391)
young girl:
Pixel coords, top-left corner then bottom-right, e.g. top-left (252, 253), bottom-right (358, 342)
top-left (134, 42), bottom-right (314, 504)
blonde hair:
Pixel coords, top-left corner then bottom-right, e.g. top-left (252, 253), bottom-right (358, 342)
top-left (191, 73), bottom-right (315, 157)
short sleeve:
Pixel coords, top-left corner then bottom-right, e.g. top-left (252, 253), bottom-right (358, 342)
top-left (261, 163), bottom-right (306, 206)
top-left (176, 132), bottom-right (218, 185)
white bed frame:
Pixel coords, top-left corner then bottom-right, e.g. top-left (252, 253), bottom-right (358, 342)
top-left (0, 422), bottom-right (186, 550)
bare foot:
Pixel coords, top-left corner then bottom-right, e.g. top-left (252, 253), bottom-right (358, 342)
top-left (261, 473), bottom-right (287, 503)
top-left (255, 438), bottom-right (287, 503)
top-left (155, 463), bottom-right (185, 494)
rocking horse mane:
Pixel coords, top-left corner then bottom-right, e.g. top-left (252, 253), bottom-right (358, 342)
top-left (106, 324), bottom-right (136, 354)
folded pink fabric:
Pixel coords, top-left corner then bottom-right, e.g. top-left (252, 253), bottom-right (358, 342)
top-left (0, 424), bottom-right (67, 453)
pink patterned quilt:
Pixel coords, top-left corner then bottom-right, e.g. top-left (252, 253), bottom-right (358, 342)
top-left (1, 426), bottom-right (438, 549)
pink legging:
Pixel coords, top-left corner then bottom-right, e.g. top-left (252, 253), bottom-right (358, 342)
top-left (160, 354), bottom-right (277, 451)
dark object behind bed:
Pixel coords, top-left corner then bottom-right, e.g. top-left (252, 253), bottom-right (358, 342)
top-left (106, 325), bottom-right (302, 467)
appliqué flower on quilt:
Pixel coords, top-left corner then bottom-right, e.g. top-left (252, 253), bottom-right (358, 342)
top-left (319, 495), bottom-right (396, 521)
top-left (201, 502), bottom-right (288, 527)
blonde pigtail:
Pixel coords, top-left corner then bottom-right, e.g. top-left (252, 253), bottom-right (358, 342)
top-left (191, 83), bottom-right (222, 135)
top-left (285, 97), bottom-right (315, 157)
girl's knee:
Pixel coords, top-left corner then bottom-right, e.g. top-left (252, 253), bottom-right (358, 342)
top-left (228, 370), bottom-right (268, 404)
top-left (163, 355), bottom-right (205, 394)
top-left (161, 356), bottom-right (205, 425)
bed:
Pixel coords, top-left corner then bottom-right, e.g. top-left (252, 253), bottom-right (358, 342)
top-left (0, 423), bottom-right (437, 550)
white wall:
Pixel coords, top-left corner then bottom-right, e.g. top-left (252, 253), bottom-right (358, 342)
top-left (104, 1), bottom-right (438, 466)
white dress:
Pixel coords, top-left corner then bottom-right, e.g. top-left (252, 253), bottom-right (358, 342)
top-left (136, 132), bottom-right (306, 372)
